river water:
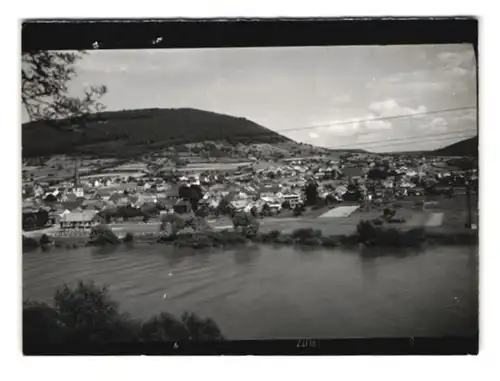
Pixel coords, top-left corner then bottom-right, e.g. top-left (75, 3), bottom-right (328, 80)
top-left (23, 244), bottom-right (478, 339)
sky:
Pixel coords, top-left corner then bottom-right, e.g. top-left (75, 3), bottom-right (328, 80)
top-left (25, 44), bottom-right (478, 152)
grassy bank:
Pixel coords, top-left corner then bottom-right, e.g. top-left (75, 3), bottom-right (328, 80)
top-left (23, 220), bottom-right (478, 253)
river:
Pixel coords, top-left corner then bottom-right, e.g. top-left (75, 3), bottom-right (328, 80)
top-left (23, 244), bottom-right (478, 339)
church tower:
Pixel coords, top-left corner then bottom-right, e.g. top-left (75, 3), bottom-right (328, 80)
top-left (73, 159), bottom-right (84, 198)
top-left (74, 159), bottom-right (80, 188)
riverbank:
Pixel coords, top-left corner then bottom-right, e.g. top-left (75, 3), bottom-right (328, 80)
top-left (23, 222), bottom-right (478, 253)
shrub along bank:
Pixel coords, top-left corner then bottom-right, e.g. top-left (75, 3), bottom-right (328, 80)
top-left (156, 222), bottom-right (476, 250)
top-left (23, 281), bottom-right (225, 354)
top-left (23, 217), bottom-right (478, 252)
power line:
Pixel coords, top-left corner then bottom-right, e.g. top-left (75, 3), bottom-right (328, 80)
top-left (335, 134), bottom-right (477, 152)
top-left (325, 128), bottom-right (477, 150)
top-left (277, 106), bottom-right (477, 134)
top-left (330, 135), bottom-right (476, 151)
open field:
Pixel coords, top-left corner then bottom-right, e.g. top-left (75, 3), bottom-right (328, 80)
top-left (180, 162), bottom-right (253, 171)
top-left (80, 172), bottom-right (146, 179)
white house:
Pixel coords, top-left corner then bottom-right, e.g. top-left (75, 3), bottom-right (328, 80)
top-left (60, 210), bottom-right (103, 229)
top-left (281, 193), bottom-right (301, 208)
top-left (74, 187), bottom-right (84, 198)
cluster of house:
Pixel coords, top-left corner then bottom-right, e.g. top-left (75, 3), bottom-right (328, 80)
top-left (21, 154), bottom-right (478, 230)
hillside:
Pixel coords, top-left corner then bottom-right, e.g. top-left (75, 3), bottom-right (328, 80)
top-left (22, 108), bottom-right (292, 158)
top-left (433, 136), bottom-right (478, 157)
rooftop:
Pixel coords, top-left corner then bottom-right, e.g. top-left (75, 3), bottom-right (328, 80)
top-left (61, 210), bottom-right (99, 222)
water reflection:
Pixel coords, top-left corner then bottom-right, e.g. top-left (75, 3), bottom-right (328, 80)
top-left (165, 248), bottom-right (189, 267)
top-left (359, 250), bottom-right (378, 284)
top-left (91, 245), bottom-right (120, 256)
top-left (359, 246), bottom-right (422, 260)
top-left (233, 245), bottom-right (261, 265)
top-left (358, 246), bottom-right (422, 285)
top-left (40, 245), bottom-right (51, 253)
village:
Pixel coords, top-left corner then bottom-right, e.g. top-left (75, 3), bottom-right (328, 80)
top-left (21, 148), bottom-right (479, 239)
top-left (19, 31), bottom-right (481, 354)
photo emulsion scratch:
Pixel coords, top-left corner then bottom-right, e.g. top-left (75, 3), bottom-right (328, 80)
top-left (21, 20), bottom-right (478, 356)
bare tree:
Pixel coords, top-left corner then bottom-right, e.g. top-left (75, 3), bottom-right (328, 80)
top-left (21, 50), bottom-right (107, 126)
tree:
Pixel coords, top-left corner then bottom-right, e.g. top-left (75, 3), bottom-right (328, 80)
top-left (178, 185), bottom-right (191, 200)
top-left (262, 203), bottom-right (271, 216)
top-left (116, 205), bottom-right (147, 222)
top-left (250, 206), bottom-right (258, 217)
top-left (89, 224), bottom-right (120, 245)
top-left (23, 281), bottom-right (225, 353)
top-left (39, 234), bottom-right (53, 245)
top-left (293, 203), bottom-right (305, 217)
top-left (195, 207), bottom-right (208, 219)
top-left (232, 212), bottom-right (260, 237)
top-left (216, 197), bottom-right (231, 216)
top-left (178, 184), bottom-right (204, 211)
top-left (22, 50), bottom-right (107, 126)
top-left (44, 193), bottom-right (57, 203)
top-left (304, 180), bottom-right (318, 206)
top-left (159, 212), bottom-right (187, 238)
top-left (36, 209), bottom-right (50, 227)
top-left (53, 281), bottom-right (130, 343)
top-left (188, 184), bottom-right (204, 211)
top-left (367, 167), bottom-right (389, 180)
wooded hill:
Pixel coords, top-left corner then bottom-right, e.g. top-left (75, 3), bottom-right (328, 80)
top-left (433, 136), bottom-right (478, 157)
top-left (22, 108), bottom-right (292, 158)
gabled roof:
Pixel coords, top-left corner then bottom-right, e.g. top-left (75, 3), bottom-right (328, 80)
top-left (164, 184), bottom-right (180, 197)
top-left (97, 188), bottom-right (113, 197)
top-left (128, 195), bottom-right (139, 204)
top-left (155, 192), bottom-right (167, 199)
top-left (61, 210), bottom-right (100, 222)
top-left (259, 183), bottom-right (281, 193)
top-left (342, 167), bottom-right (368, 178)
top-left (209, 184), bottom-right (227, 192)
top-left (64, 193), bottom-right (77, 202)
top-left (108, 193), bottom-right (122, 202)
top-left (62, 200), bottom-right (84, 211)
top-left (230, 199), bottom-right (250, 209)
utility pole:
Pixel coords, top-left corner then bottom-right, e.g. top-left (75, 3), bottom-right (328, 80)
top-left (465, 179), bottom-right (473, 229)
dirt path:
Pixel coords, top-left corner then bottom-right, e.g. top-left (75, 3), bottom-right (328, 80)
top-left (318, 205), bottom-right (360, 218)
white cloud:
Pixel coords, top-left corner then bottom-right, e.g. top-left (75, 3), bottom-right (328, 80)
top-left (321, 99), bottom-right (426, 140)
top-left (428, 117), bottom-right (449, 133)
top-left (332, 94), bottom-right (352, 103)
top-left (327, 119), bottom-right (362, 135)
top-left (438, 50), bottom-right (475, 79)
top-left (432, 117), bottom-right (448, 127)
top-left (462, 110), bottom-right (477, 121)
top-left (366, 71), bottom-right (449, 92)
top-left (438, 50), bottom-right (474, 67)
top-left (368, 99), bottom-right (427, 118)
top-left (447, 66), bottom-right (470, 77)
top-left (308, 132), bottom-right (319, 139)
top-left (365, 119), bottom-right (392, 130)
top-left (437, 52), bottom-right (456, 62)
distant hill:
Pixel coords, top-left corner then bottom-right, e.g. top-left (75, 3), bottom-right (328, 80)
top-left (22, 108), bottom-right (292, 158)
top-left (329, 149), bottom-right (369, 154)
top-left (433, 136), bottom-right (478, 157)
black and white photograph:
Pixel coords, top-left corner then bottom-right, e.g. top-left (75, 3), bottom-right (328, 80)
top-left (20, 19), bottom-right (479, 355)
